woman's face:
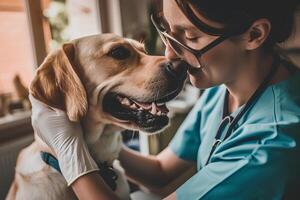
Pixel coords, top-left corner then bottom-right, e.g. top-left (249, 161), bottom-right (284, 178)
top-left (163, 0), bottom-right (246, 88)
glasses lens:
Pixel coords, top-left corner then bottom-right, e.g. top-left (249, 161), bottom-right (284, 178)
top-left (151, 14), bottom-right (202, 68)
top-left (165, 36), bottom-right (183, 56)
top-left (157, 31), bottom-right (168, 46)
top-left (165, 36), bottom-right (201, 67)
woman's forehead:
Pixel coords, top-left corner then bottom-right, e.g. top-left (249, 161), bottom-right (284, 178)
top-left (163, 0), bottom-right (196, 31)
top-left (162, 0), bottom-right (224, 32)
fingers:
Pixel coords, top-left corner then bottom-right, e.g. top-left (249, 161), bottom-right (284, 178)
top-left (29, 94), bottom-right (53, 112)
top-left (29, 94), bottom-right (83, 142)
top-left (29, 94), bottom-right (68, 123)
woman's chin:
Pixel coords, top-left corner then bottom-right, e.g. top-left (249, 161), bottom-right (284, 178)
top-left (188, 74), bottom-right (214, 89)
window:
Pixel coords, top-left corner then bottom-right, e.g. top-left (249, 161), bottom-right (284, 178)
top-left (0, 0), bottom-right (34, 112)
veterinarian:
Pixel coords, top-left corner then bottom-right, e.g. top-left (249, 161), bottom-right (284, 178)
top-left (30, 0), bottom-right (300, 199)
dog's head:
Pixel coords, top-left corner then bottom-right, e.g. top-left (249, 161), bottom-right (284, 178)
top-left (30, 34), bottom-right (187, 134)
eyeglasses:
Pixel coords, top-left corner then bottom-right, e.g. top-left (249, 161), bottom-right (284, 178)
top-left (150, 14), bottom-right (230, 69)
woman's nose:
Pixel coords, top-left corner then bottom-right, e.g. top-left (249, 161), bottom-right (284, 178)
top-left (164, 44), bottom-right (179, 61)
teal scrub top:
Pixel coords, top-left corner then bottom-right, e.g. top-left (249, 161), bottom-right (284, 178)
top-left (169, 71), bottom-right (300, 199)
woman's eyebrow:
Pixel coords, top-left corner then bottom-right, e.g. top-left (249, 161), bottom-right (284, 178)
top-left (162, 13), bottom-right (204, 34)
top-left (161, 12), bottom-right (195, 31)
top-left (172, 24), bottom-right (205, 36)
top-left (172, 23), bottom-right (198, 32)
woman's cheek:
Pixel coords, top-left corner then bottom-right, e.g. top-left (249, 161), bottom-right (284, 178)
top-left (202, 46), bottom-right (225, 69)
top-left (201, 45), bottom-right (234, 82)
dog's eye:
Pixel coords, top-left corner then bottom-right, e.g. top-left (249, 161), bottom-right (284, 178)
top-left (109, 46), bottom-right (131, 60)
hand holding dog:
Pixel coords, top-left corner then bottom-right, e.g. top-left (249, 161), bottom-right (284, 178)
top-left (29, 94), bottom-right (99, 186)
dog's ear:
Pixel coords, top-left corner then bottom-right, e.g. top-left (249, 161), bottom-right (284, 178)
top-left (30, 43), bottom-right (88, 121)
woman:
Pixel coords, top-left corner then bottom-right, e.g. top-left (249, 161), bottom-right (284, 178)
top-left (31, 0), bottom-right (300, 199)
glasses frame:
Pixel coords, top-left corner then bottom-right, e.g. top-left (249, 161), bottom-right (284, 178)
top-left (151, 14), bottom-right (231, 68)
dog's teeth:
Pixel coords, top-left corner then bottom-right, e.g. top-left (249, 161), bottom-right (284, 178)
top-left (131, 103), bottom-right (138, 109)
top-left (121, 97), bottom-right (131, 106)
top-left (157, 111), bottom-right (162, 116)
top-left (150, 110), bottom-right (157, 115)
top-left (151, 102), bottom-right (157, 115)
top-left (156, 102), bottom-right (165, 107)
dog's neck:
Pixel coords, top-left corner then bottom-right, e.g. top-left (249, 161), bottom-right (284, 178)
top-left (82, 115), bottom-right (124, 165)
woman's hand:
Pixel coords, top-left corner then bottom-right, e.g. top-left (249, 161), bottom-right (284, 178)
top-left (30, 94), bottom-right (99, 185)
top-left (30, 95), bottom-right (120, 199)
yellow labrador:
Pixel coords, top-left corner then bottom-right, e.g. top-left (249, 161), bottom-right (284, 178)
top-left (6, 33), bottom-right (187, 200)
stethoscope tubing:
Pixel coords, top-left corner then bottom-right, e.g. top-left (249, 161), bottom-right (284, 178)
top-left (205, 55), bottom-right (280, 166)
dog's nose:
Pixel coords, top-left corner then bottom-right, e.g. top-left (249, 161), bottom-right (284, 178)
top-left (164, 60), bottom-right (188, 80)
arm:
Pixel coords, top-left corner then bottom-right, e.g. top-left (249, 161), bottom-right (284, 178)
top-left (119, 145), bottom-right (195, 196)
top-left (119, 96), bottom-right (205, 196)
top-left (70, 142), bottom-right (194, 200)
top-left (71, 172), bottom-right (119, 200)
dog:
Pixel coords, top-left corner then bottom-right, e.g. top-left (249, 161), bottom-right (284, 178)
top-left (6, 33), bottom-right (187, 200)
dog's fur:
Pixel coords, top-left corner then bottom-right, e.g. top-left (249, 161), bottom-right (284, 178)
top-left (6, 34), bottom-right (186, 200)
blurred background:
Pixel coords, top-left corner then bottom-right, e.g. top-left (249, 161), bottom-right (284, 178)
top-left (0, 0), bottom-right (299, 199)
top-left (0, 0), bottom-right (200, 198)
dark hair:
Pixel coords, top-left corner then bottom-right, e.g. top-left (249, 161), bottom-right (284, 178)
top-left (176, 0), bottom-right (299, 47)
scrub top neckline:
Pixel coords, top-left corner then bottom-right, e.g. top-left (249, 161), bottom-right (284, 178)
top-left (205, 55), bottom-right (280, 166)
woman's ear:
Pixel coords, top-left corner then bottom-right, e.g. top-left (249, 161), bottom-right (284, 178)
top-left (244, 18), bottom-right (271, 50)
top-left (30, 43), bottom-right (88, 121)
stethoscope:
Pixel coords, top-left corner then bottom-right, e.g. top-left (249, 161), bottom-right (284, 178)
top-left (205, 55), bottom-right (280, 166)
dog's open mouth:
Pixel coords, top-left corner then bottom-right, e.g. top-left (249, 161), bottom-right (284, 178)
top-left (103, 90), bottom-right (180, 132)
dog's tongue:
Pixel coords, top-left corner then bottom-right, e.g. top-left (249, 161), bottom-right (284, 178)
top-left (135, 101), bottom-right (152, 110)
top-left (151, 102), bottom-right (157, 115)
